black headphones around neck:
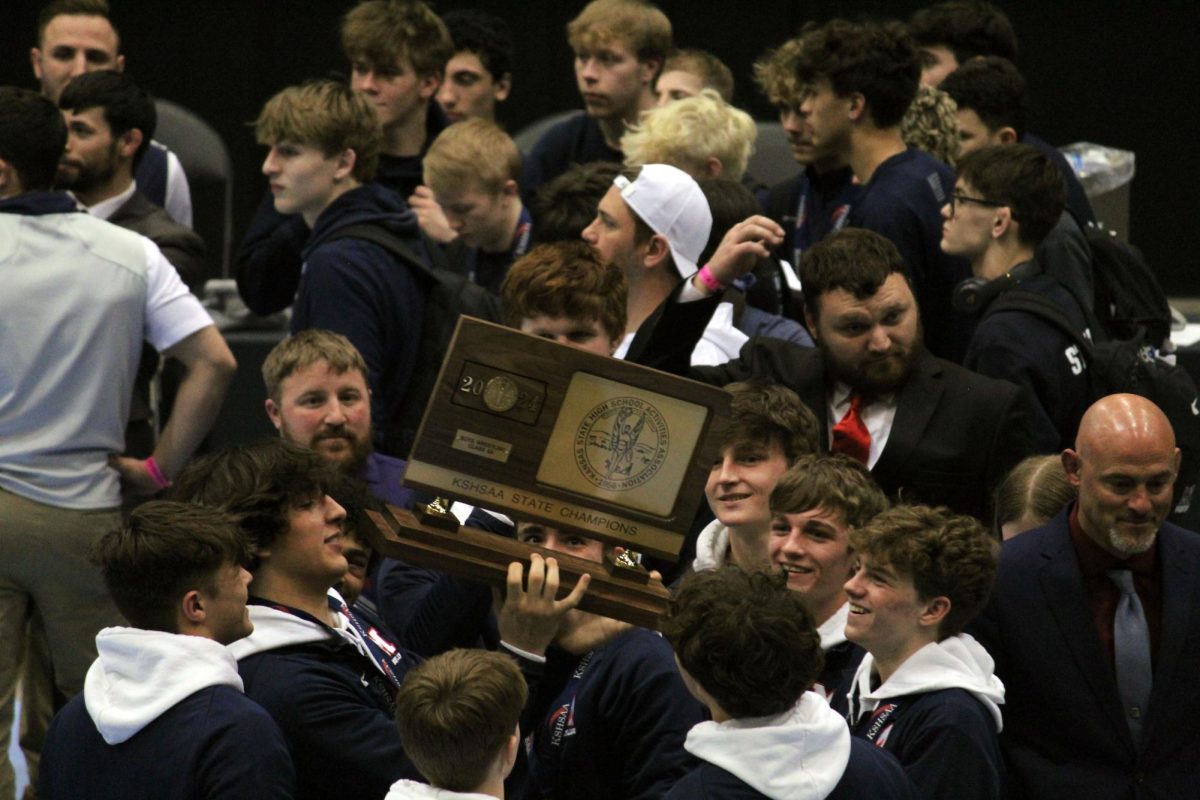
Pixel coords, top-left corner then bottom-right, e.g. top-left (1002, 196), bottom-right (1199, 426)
top-left (951, 260), bottom-right (1040, 315)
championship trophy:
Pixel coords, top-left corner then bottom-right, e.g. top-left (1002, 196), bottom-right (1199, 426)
top-left (365, 317), bottom-right (730, 628)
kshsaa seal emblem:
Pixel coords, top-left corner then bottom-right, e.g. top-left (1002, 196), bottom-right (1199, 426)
top-left (573, 397), bottom-right (669, 491)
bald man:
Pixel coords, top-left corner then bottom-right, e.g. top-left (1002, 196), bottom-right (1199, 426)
top-left (971, 394), bottom-right (1200, 800)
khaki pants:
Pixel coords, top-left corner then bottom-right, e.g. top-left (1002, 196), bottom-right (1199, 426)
top-left (0, 488), bottom-right (123, 794)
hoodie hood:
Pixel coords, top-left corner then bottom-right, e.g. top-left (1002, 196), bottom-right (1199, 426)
top-left (304, 182), bottom-right (419, 258)
top-left (227, 589), bottom-right (360, 660)
top-left (83, 627), bottom-right (243, 745)
top-left (848, 633), bottom-right (1005, 731)
top-left (384, 780), bottom-right (496, 800)
top-left (692, 518), bottom-right (731, 572)
top-left (685, 692), bottom-right (851, 800)
top-left (816, 602), bottom-right (850, 651)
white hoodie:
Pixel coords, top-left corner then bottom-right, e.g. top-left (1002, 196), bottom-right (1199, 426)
top-left (227, 588), bottom-right (372, 661)
top-left (691, 518), bottom-right (731, 572)
top-left (384, 780), bottom-right (495, 800)
top-left (847, 633), bottom-right (1005, 732)
top-left (84, 627), bottom-right (243, 745)
top-left (684, 691), bottom-right (852, 800)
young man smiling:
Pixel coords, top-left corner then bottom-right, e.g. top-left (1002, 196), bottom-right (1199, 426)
top-left (767, 454), bottom-right (889, 714)
top-left (693, 382), bottom-right (820, 575)
top-left (844, 504), bottom-right (1004, 800)
top-left (522, 0), bottom-right (672, 194)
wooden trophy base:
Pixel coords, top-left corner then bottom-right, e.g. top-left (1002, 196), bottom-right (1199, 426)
top-left (365, 503), bottom-right (669, 630)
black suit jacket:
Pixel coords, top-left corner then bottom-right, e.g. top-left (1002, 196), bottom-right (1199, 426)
top-left (629, 292), bottom-right (1035, 520)
top-left (971, 510), bottom-right (1200, 799)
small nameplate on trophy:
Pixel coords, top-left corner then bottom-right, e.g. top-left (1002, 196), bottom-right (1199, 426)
top-left (404, 318), bottom-right (730, 560)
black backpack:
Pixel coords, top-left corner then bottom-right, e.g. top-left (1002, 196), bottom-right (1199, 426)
top-left (325, 223), bottom-right (503, 456)
top-left (986, 288), bottom-right (1200, 527)
top-left (1086, 225), bottom-right (1172, 346)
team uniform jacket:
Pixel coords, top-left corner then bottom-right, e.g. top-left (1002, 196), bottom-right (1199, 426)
top-left (228, 591), bottom-right (422, 800)
top-left (847, 635), bottom-right (1005, 800)
top-left (39, 628), bottom-right (294, 800)
top-left (518, 627), bottom-right (706, 800)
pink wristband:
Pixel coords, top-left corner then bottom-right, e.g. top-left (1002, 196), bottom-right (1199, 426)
top-left (144, 456), bottom-right (172, 490)
top-left (697, 264), bottom-right (727, 293)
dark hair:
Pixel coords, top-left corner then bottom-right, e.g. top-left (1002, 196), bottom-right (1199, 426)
top-left (501, 240), bottom-right (627, 343)
top-left (172, 440), bottom-right (336, 569)
top-left (795, 19), bottom-right (920, 129)
top-left (396, 649), bottom-right (527, 791)
top-left (58, 69), bottom-right (155, 168)
top-left (907, 1), bottom-right (1018, 64)
top-left (37, 0), bottom-right (119, 47)
top-left (993, 454), bottom-right (1075, 535)
top-left (663, 568), bottom-right (822, 717)
top-left (94, 500), bottom-right (248, 633)
top-left (771, 454), bottom-right (888, 530)
top-left (956, 143), bottom-right (1064, 245)
top-left (723, 380), bottom-right (820, 464)
top-left (442, 9), bottom-right (514, 82)
top-left (850, 504), bottom-right (997, 638)
top-left (940, 55), bottom-right (1027, 140)
top-left (531, 161), bottom-right (621, 245)
top-left (799, 228), bottom-right (908, 321)
top-left (0, 87), bottom-right (67, 192)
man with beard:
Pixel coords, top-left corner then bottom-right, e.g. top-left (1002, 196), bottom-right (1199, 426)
top-left (971, 394), bottom-right (1200, 799)
top-left (262, 328), bottom-right (418, 510)
top-left (57, 69), bottom-right (207, 462)
top-left (629, 227), bottom-right (1035, 521)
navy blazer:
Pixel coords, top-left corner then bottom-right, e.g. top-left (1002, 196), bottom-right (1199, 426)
top-left (971, 509), bottom-right (1200, 799)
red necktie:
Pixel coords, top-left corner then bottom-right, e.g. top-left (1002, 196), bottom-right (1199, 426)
top-left (831, 393), bottom-right (870, 464)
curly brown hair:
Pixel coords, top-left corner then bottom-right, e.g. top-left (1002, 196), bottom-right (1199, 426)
top-left (500, 241), bottom-right (627, 343)
top-left (663, 567), bottom-right (822, 718)
top-left (770, 454), bottom-right (888, 529)
top-left (721, 380), bottom-right (820, 465)
top-left (849, 504), bottom-right (997, 638)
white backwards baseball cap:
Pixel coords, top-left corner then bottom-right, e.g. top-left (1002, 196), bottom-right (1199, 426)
top-left (614, 163), bottom-right (713, 280)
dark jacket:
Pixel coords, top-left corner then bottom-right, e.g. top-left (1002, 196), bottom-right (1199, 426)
top-left (971, 509), bottom-right (1200, 800)
top-left (519, 628), bottom-right (706, 800)
top-left (234, 103), bottom-right (447, 315)
top-left (40, 686), bottom-right (294, 800)
top-left (290, 182), bottom-right (426, 456)
top-left (519, 111), bottom-right (622, 200)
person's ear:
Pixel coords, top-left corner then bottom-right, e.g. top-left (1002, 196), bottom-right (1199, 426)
top-left (419, 72), bottom-right (441, 100)
top-left (993, 206), bottom-right (1014, 239)
top-left (996, 126), bottom-right (1018, 145)
top-left (265, 398), bottom-right (283, 432)
top-left (920, 595), bottom-right (951, 629)
top-left (30, 48), bottom-right (44, 81)
top-left (0, 157), bottom-right (21, 199)
top-left (1061, 449), bottom-right (1082, 488)
top-left (494, 73), bottom-right (512, 103)
top-left (643, 234), bottom-right (670, 270)
top-left (847, 92), bottom-right (867, 122)
top-left (333, 149), bottom-right (357, 182)
top-left (180, 589), bottom-right (206, 625)
top-left (705, 156), bottom-right (723, 178)
top-left (638, 58), bottom-right (661, 87)
top-left (117, 127), bottom-right (143, 162)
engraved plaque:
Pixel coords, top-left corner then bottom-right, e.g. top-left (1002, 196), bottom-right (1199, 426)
top-left (404, 318), bottom-right (731, 560)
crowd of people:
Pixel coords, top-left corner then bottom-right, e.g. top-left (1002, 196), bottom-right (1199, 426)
top-left (1, 1), bottom-right (1197, 799)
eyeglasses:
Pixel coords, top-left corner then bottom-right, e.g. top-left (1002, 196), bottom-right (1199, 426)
top-left (948, 192), bottom-right (1009, 215)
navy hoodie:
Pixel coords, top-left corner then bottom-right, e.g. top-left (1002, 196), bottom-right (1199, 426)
top-left (290, 182), bottom-right (426, 456)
